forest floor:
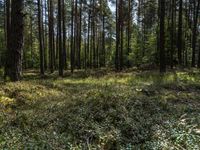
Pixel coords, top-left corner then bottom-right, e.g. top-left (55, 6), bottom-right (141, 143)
top-left (0, 69), bottom-right (200, 149)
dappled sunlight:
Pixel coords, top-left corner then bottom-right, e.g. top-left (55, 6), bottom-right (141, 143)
top-left (53, 74), bottom-right (132, 86)
top-left (0, 96), bottom-right (15, 107)
top-left (0, 70), bottom-right (200, 149)
top-left (0, 81), bottom-right (66, 110)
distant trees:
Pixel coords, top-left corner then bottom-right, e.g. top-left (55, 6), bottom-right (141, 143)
top-left (158, 0), bottom-right (200, 71)
top-left (115, 0), bottom-right (133, 71)
top-left (1, 0), bottom-right (200, 80)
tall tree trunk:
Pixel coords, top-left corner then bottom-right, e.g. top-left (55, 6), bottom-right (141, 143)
top-left (38, 0), bottom-right (44, 75)
top-left (48, 0), bottom-right (54, 73)
top-left (58, 0), bottom-right (63, 76)
top-left (115, 0), bottom-right (119, 70)
top-left (78, 0), bottom-right (82, 69)
top-left (87, 9), bottom-right (91, 68)
top-left (44, 0), bottom-right (48, 70)
top-left (62, 0), bottom-right (67, 69)
top-left (197, 1), bottom-right (200, 67)
top-left (192, 1), bottom-right (200, 67)
top-left (159, 0), bottom-right (166, 73)
top-left (71, 0), bottom-right (75, 73)
top-left (178, 0), bottom-right (183, 65)
top-left (92, 0), bottom-right (96, 68)
top-left (102, 15), bottom-right (105, 67)
top-left (4, 0), bottom-right (11, 78)
top-left (127, 0), bottom-right (131, 68)
top-left (119, 0), bottom-right (123, 70)
top-left (170, 0), bottom-right (175, 69)
top-left (74, 0), bottom-right (78, 68)
top-left (100, 0), bottom-right (105, 67)
top-left (6, 0), bottom-right (24, 81)
top-left (3, 0), bottom-right (6, 45)
top-left (30, 13), bottom-right (33, 68)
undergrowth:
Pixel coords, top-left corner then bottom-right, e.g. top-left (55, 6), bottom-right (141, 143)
top-left (0, 69), bottom-right (200, 149)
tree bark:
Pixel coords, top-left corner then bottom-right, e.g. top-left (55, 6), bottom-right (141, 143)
top-left (192, 1), bottom-right (200, 67)
top-left (178, 0), bottom-right (183, 65)
top-left (170, 0), bottom-right (175, 69)
top-left (6, 0), bottom-right (24, 81)
top-left (48, 0), bottom-right (54, 73)
top-left (71, 0), bottom-right (75, 73)
top-left (159, 0), bottom-right (166, 73)
top-left (115, 0), bottom-right (119, 70)
top-left (62, 0), bottom-right (67, 69)
top-left (38, 0), bottom-right (45, 75)
top-left (58, 0), bottom-right (64, 76)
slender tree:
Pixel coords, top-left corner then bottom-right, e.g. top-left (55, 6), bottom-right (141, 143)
top-left (48, 0), bottom-right (54, 73)
top-left (119, 0), bottom-right (124, 70)
top-left (4, 0), bottom-right (11, 78)
top-left (170, 0), bottom-right (175, 69)
top-left (177, 0), bottom-right (183, 65)
top-left (38, 0), bottom-right (44, 75)
top-left (159, 0), bottom-right (166, 73)
top-left (87, 7), bottom-right (91, 68)
top-left (62, 0), bottom-right (67, 69)
top-left (71, 0), bottom-right (75, 73)
top-left (58, 0), bottom-right (64, 76)
top-left (127, 0), bottom-right (131, 68)
top-left (115, 0), bottom-right (119, 70)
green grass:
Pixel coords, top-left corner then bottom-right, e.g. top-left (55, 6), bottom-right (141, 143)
top-left (0, 69), bottom-right (200, 149)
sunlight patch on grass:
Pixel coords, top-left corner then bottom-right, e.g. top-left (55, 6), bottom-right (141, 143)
top-left (177, 71), bottom-right (200, 83)
top-left (0, 96), bottom-right (15, 106)
top-left (0, 81), bottom-right (66, 107)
